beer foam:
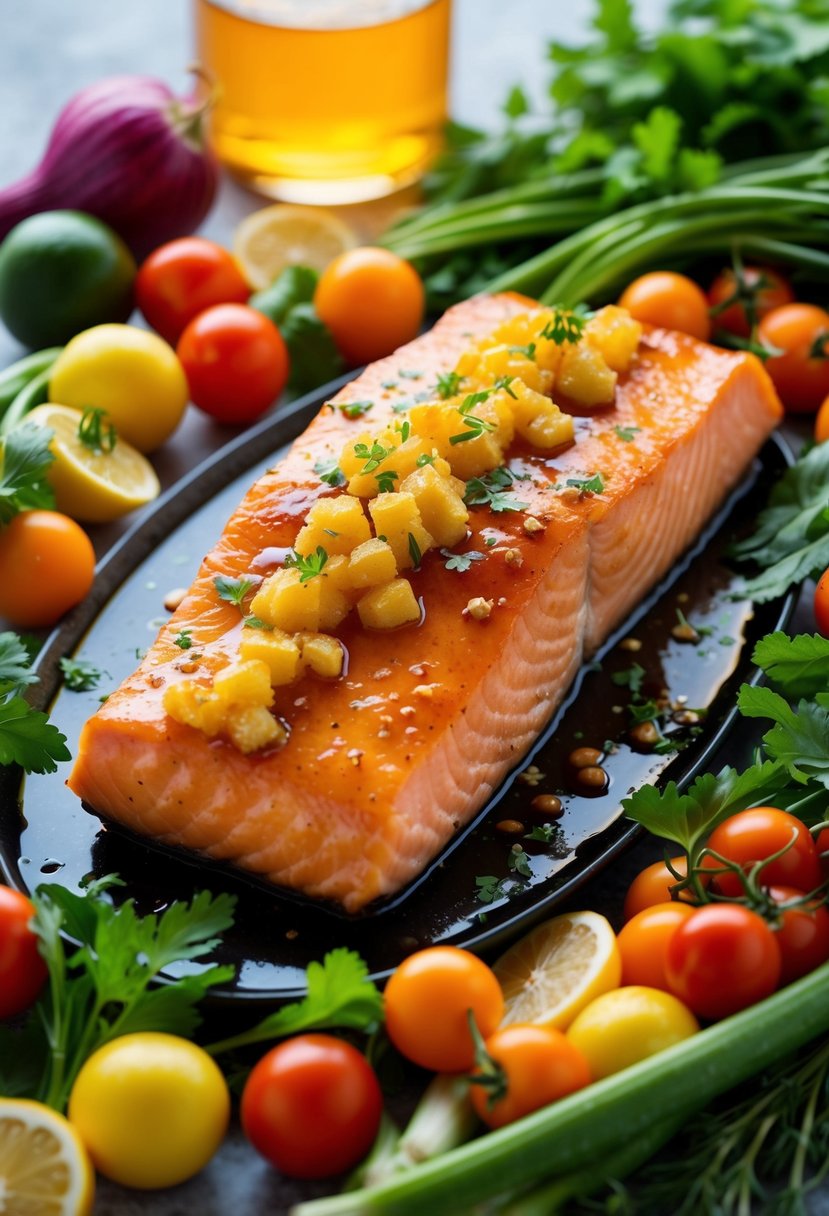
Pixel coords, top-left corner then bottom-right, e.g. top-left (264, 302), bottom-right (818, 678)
top-left (209, 0), bottom-right (435, 29)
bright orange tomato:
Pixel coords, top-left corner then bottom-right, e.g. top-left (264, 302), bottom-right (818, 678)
top-left (623, 856), bottom-right (700, 921)
top-left (383, 946), bottom-right (504, 1072)
top-left (758, 303), bottom-right (829, 413)
top-left (815, 568), bottom-right (829, 638)
top-left (0, 511), bottom-right (95, 628)
top-left (469, 1023), bottom-right (591, 1129)
top-left (618, 272), bottom-right (711, 341)
top-left (617, 901), bottom-right (696, 990)
top-left (314, 247), bottom-right (425, 366)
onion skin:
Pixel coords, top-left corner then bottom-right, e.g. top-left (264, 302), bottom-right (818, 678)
top-left (0, 75), bottom-right (219, 260)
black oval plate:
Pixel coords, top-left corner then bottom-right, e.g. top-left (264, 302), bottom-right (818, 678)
top-left (0, 380), bottom-right (794, 1005)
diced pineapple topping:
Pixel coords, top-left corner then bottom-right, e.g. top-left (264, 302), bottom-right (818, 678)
top-left (163, 658), bottom-right (285, 754)
top-left (347, 537), bottom-right (398, 589)
top-left (368, 492), bottom-right (434, 571)
top-left (240, 629), bottom-right (301, 685)
top-left (399, 464), bottom-right (468, 548)
top-left (299, 633), bottom-right (345, 678)
top-left (357, 578), bottom-right (422, 630)
top-left (295, 495), bottom-right (371, 556)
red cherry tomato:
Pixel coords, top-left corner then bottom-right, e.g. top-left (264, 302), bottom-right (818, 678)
top-left (767, 886), bottom-right (829, 985)
top-left (817, 827), bottom-right (829, 877)
top-left (623, 856), bottom-right (702, 920)
top-left (617, 901), bottom-right (696, 990)
top-left (758, 303), bottom-right (829, 413)
top-left (177, 304), bottom-right (290, 425)
top-left (618, 272), bottom-right (711, 341)
top-left (383, 946), bottom-right (504, 1072)
top-left (0, 886), bottom-right (47, 1019)
top-left (0, 510), bottom-right (96, 628)
top-left (704, 807), bottom-right (822, 898)
top-left (136, 238), bottom-right (250, 344)
top-left (665, 904), bottom-right (781, 1020)
top-left (469, 1023), bottom-right (591, 1130)
top-left (707, 266), bottom-right (794, 338)
top-left (314, 247), bottom-right (425, 366)
top-left (240, 1034), bottom-right (382, 1179)
top-left (815, 568), bottom-right (829, 638)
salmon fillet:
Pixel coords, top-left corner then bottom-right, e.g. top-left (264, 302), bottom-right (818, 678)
top-left (67, 295), bottom-right (783, 912)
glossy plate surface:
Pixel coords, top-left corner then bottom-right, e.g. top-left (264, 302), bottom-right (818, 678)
top-left (0, 380), bottom-right (793, 1004)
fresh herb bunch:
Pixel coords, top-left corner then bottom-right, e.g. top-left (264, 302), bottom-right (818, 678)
top-left (383, 0), bottom-right (829, 308)
top-left (0, 629), bottom-right (69, 773)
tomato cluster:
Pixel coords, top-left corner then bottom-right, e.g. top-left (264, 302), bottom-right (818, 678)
top-left (620, 808), bottom-right (829, 1020)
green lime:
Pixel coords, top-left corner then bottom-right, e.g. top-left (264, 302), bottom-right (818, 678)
top-left (0, 210), bottom-right (136, 348)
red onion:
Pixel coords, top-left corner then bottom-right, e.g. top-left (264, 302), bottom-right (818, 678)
top-left (0, 72), bottom-right (220, 260)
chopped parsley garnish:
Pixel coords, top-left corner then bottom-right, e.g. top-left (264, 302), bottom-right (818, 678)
top-left (494, 374), bottom-right (518, 399)
top-left (525, 823), bottom-right (559, 844)
top-left (243, 615), bottom-right (272, 631)
top-left (464, 466), bottom-right (531, 514)
top-left (507, 846), bottom-right (532, 878)
top-left (408, 532), bottom-right (423, 569)
top-left (611, 663), bottom-right (646, 696)
top-left (614, 424), bottom-right (641, 442)
top-left (173, 629), bottom-right (193, 650)
top-left (353, 440), bottom-right (396, 475)
top-left (435, 371), bottom-right (466, 399)
top-left (416, 453), bottom-right (436, 467)
top-left (77, 407), bottom-right (117, 454)
top-left (214, 575), bottom-right (257, 608)
top-left (381, 379), bottom-right (399, 390)
top-left (441, 548), bottom-right (485, 572)
top-left (394, 420), bottom-right (411, 442)
top-left (509, 343), bottom-right (536, 360)
top-left (59, 658), bottom-right (104, 692)
top-left (338, 399), bottom-right (374, 419)
top-left (541, 305), bottom-right (592, 345)
top-left (313, 457), bottom-right (346, 488)
top-left (485, 536), bottom-right (497, 546)
top-left (284, 546), bottom-right (329, 582)
top-left (450, 391), bottom-right (499, 445)
top-left (565, 473), bottom-right (605, 495)
top-left (375, 468), bottom-right (399, 494)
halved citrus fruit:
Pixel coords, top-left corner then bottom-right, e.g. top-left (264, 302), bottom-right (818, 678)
top-left (233, 204), bottom-right (358, 290)
top-left (25, 403), bottom-right (160, 523)
top-left (494, 910), bottom-right (622, 1031)
top-left (0, 1098), bottom-right (95, 1216)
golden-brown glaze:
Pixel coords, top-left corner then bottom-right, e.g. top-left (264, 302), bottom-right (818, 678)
top-left (68, 295), bottom-right (783, 911)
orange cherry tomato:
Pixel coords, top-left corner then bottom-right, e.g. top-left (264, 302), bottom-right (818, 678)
top-left (815, 394), bottom-right (829, 444)
top-left (665, 904), bottom-right (781, 1020)
top-left (0, 510), bottom-right (95, 628)
top-left (707, 266), bottom-right (794, 338)
top-left (469, 1023), bottom-right (591, 1130)
top-left (758, 303), bottom-right (829, 413)
top-left (815, 568), bottom-right (829, 638)
top-left (618, 272), bottom-right (711, 341)
top-left (314, 247), bottom-right (425, 366)
top-left (623, 856), bottom-right (700, 920)
top-left (704, 807), bottom-right (822, 898)
top-left (767, 886), bottom-right (829, 986)
top-left (136, 238), bottom-right (250, 344)
top-left (383, 946), bottom-right (504, 1072)
top-left (617, 901), bottom-right (696, 990)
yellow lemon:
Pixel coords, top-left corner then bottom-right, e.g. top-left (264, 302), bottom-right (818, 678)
top-left (26, 403), bottom-right (160, 522)
top-left (49, 324), bottom-right (188, 453)
top-left (233, 204), bottom-right (358, 290)
top-left (0, 1097), bottom-right (95, 1216)
top-left (566, 986), bottom-right (700, 1080)
top-left (494, 910), bottom-right (622, 1031)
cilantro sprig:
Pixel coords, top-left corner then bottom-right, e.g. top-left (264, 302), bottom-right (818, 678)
top-left (541, 305), bottom-right (592, 345)
top-left (285, 546), bottom-right (329, 582)
top-left (0, 423), bottom-right (56, 524)
top-left (464, 466), bottom-right (530, 514)
top-left (214, 574), bottom-right (258, 608)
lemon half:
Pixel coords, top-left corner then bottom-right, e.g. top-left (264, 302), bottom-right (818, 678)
top-left (0, 1098), bottom-right (95, 1216)
top-left (494, 910), bottom-right (622, 1031)
top-left (233, 204), bottom-right (358, 290)
top-left (26, 403), bottom-right (160, 523)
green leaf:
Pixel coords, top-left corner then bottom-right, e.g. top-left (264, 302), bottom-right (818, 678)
top-left (214, 574), bottom-right (257, 608)
top-left (280, 303), bottom-right (346, 396)
top-left (0, 631), bottom-right (39, 695)
top-left (632, 106), bottom-right (683, 181)
top-left (752, 632), bottom-right (829, 699)
top-left (441, 549), bottom-right (485, 573)
top-left (59, 657), bottom-right (104, 692)
top-left (314, 458), bottom-right (346, 488)
top-left (0, 424), bottom-right (55, 524)
top-left (0, 696), bottom-right (70, 773)
top-left (503, 85), bottom-right (529, 120)
top-left (249, 265), bottom-right (318, 323)
top-left (593, 0), bottom-right (639, 53)
top-left (737, 684), bottom-right (829, 789)
top-left (464, 466), bottom-right (530, 514)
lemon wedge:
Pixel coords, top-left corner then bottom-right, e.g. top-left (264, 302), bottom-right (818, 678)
top-left (494, 910), bottom-right (622, 1031)
top-left (25, 404), bottom-right (161, 523)
top-left (0, 1098), bottom-right (95, 1216)
top-left (233, 204), bottom-right (358, 290)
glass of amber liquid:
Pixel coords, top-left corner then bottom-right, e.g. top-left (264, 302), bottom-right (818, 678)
top-left (194, 0), bottom-right (452, 203)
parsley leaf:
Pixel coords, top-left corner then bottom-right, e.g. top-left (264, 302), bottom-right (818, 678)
top-left (314, 458), bottom-right (346, 488)
top-left (611, 663), bottom-right (645, 696)
top-left (464, 466), bottom-right (530, 514)
top-left (614, 424), bottom-right (641, 442)
top-left (441, 548), bottom-right (485, 572)
top-left (214, 575), bottom-right (257, 608)
top-left (173, 629), bottom-right (193, 650)
top-left (508, 846), bottom-right (532, 878)
top-left (752, 632), bottom-right (829, 700)
top-left (435, 371), bottom-right (465, 399)
top-left (541, 305), bottom-right (592, 345)
top-left (59, 658), bottom-right (103, 692)
top-left (0, 697), bottom-right (70, 774)
top-left (0, 424), bottom-right (56, 524)
top-left (565, 473), bottom-right (605, 494)
top-left (284, 546), bottom-right (329, 582)
top-left (737, 685), bottom-right (829, 789)
top-left (337, 400), bottom-right (374, 419)
top-left (0, 631), bottom-right (39, 695)
top-left (376, 468), bottom-right (399, 494)
top-left (354, 440), bottom-right (396, 475)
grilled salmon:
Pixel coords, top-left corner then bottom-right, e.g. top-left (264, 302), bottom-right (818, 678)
top-left (68, 294), bottom-right (783, 911)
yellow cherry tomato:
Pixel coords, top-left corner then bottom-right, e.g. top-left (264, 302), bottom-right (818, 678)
top-left (565, 985), bottom-right (699, 1080)
top-left (50, 323), bottom-right (188, 452)
top-left (68, 1032), bottom-right (229, 1189)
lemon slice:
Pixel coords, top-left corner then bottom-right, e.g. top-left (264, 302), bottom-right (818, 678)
top-left (26, 404), bottom-right (160, 523)
top-left (494, 910), bottom-right (622, 1031)
top-left (233, 204), bottom-right (358, 290)
top-left (0, 1098), bottom-right (95, 1216)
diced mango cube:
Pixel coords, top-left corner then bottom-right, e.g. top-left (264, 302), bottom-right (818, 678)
top-left (510, 380), bottom-right (575, 450)
top-left (240, 630), bottom-right (301, 686)
top-left (300, 633), bottom-right (345, 679)
top-left (213, 659), bottom-right (274, 708)
top-left (558, 343), bottom-right (617, 407)
top-left (357, 578), bottom-right (422, 630)
top-left (348, 538), bottom-right (398, 590)
top-left (585, 305), bottom-right (642, 373)
top-left (400, 464), bottom-right (469, 548)
top-left (294, 495), bottom-right (371, 556)
top-left (225, 703), bottom-right (285, 753)
top-left (163, 681), bottom-right (224, 737)
top-left (251, 568), bottom-right (322, 633)
top-left (368, 492), bottom-right (434, 570)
